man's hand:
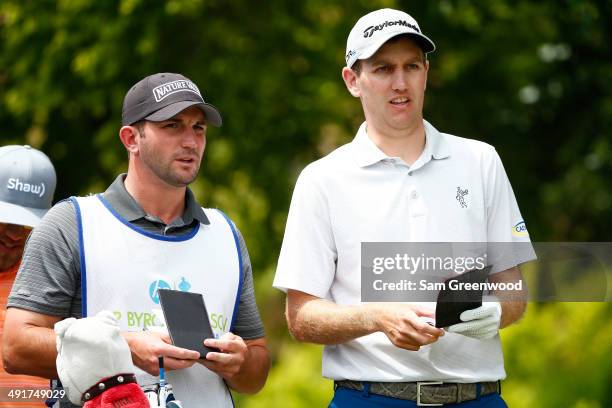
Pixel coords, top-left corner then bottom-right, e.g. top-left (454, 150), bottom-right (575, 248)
top-left (122, 331), bottom-right (200, 375)
top-left (374, 304), bottom-right (445, 351)
top-left (447, 301), bottom-right (502, 340)
top-left (200, 332), bottom-right (248, 380)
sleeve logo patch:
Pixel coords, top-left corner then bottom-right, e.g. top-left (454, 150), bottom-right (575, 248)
top-left (512, 220), bottom-right (529, 237)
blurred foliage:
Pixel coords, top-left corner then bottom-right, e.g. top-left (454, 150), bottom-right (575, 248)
top-left (1, 0), bottom-right (610, 406)
top-left (502, 302), bottom-right (612, 408)
top-left (235, 343), bottom-right (332, 407)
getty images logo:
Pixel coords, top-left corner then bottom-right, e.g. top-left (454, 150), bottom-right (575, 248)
top-left (7, 178), bottom-right (46, 197)
top-left (152, 79), bottom-right (202, 102)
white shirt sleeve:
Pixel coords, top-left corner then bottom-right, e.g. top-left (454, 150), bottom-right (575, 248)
top-left (484, 148), bottom-right (537, 273)
top-left (273, 166), bottom-right (337, 298)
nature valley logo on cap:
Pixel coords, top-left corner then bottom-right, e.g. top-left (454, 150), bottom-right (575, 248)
top-left (122, 72), bottom-right (223, 126)
top-left (152, 79), bottom-right (202, 102)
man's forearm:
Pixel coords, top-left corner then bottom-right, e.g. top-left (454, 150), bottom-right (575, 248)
top-left (225, 342), bottom-right (270, 394)
top-left (286, 290), bottom-right (443, 350)
top-left (287, 296), bottom-right (378, 345)
top-left (3, 325), bottom-right (58, 378)
top-left (3, 308), bottom-right (63, 378)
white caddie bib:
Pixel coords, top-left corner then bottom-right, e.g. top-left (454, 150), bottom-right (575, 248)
top-left (73, 195), bottom-right (241, 408)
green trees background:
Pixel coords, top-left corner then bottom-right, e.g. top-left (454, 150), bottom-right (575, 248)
top-left (1, 1), bottom-right (610, 406)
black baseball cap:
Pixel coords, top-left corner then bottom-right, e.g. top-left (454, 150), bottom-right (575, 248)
top-left (121, 73), bottom-right (222, 127)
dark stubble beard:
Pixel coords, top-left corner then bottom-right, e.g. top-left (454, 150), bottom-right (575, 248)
top-left (139, 139), bottom-right (202, 188)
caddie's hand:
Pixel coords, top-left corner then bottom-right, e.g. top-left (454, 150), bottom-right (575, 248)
top-left (375, 304), bottom-right (444, 351)
top-left (447, 301), bottom-right (502, 340)
top-left (122, 331), bottom-right (200, 375)
top-left (200, 332), bottom-right (248, 380)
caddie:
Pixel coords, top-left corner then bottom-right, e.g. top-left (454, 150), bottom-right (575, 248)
top-left (4, 73), bottom-right (270, 408)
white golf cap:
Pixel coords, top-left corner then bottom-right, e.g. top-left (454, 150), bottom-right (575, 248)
top-left (0, 145), bottom-right (56, 227)
top-left (345, 8), bottom-right (436, 68)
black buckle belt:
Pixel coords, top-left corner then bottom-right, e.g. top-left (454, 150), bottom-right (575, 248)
top-left (334, 380), bottom-right (501, 406)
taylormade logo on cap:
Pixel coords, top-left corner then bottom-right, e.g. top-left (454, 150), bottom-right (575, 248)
top-left (345, 8), bottom-right (436, 68)
top-left (363, 20), bottom-right (420, 38)
top-left (7, 178), bottom-right (46, 197)
top-left (152, 79), bottom-right (202, 102)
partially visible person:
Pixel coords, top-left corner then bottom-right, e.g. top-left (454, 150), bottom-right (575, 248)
top-left (0, 145), bottom-right (57, 407)
top-left (4, 73), bottom-right (269, 408)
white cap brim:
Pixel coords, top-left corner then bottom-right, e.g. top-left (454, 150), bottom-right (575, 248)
top-left (348, 31), bottom-right (436, 68)
top-left (0, 201), bottom-right (48, 227)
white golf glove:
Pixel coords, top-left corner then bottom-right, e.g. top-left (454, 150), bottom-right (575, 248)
top-left (447, 300), bottom-right (502, 340)
top-left (55, 310), bottom-right (136, 405)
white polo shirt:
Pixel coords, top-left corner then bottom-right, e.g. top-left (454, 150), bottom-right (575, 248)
top-left (273, 120), bottom-right (535, 382)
